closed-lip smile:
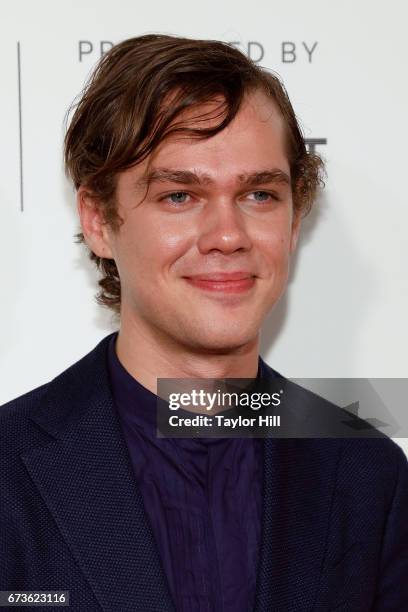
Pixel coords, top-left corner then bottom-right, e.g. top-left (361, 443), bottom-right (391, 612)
top-left (183, 272), bottom-right (256, 293)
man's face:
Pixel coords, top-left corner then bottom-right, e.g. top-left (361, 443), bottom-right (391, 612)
top-left (92, 89), bottom-right (300, 353)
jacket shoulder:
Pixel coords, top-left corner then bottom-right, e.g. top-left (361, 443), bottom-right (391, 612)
top-left (0, 383), bottom-right (49, 428)
top-left (339, 436), bottom-right (408, 481)
top-left (0, 332), bottom-right (115, 455)
top-left (0, 383), bottom-right (52, 459)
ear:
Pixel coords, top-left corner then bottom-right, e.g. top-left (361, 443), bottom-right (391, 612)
top-left (290, 210), bottom-right (302, 253)
top-left (77, 187), bottom-right (114, 259)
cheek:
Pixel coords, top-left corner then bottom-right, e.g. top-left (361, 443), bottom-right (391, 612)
top-left (117, 215), bottom-right (192, 280)
top-left (256, 220), bottom-right (293, 266)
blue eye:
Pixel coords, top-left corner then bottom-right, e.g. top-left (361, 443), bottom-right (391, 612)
top-left (168, 192), bottom-right (189, 204)
top-left (252, 191), bottom-right (272, 202)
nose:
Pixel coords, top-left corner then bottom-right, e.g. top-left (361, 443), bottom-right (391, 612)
top-left (196, 199), bottom-right (252, 255)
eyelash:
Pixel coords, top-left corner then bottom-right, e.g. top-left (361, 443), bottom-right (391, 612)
top-left (159, 191), bottom-right (280, 207)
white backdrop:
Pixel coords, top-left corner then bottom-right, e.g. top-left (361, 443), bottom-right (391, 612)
top-left (1, 1), bottom-right (407, 452)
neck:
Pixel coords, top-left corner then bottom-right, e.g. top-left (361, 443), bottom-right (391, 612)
top-left (114, 313), bottom-right (260, 395)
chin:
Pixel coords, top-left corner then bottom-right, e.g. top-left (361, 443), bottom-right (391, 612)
top-left (186, 328), bottom-right (256, 354)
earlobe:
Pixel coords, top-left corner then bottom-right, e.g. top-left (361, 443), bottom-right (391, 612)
top-left (77, 188), bottom-right (114, 259)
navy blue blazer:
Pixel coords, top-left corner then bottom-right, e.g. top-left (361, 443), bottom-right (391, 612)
top-left (1, 332), bottom-right (407, 611)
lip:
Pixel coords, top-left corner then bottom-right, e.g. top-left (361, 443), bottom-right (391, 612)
top-left (184, 272), bottom-right (256, 293)
top-left (184, 271), bottom-right (255, 281)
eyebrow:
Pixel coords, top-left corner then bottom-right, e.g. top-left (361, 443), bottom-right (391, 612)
top-left (135, 167), bottom-right (291, 190)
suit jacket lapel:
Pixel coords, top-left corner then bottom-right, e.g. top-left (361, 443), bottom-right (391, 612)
top-left (21, 333), bottom-right (175, 612)
top-left (252, 359), bottom-right (342, 611)
top-left (255, 438), bottom-right (341, 609)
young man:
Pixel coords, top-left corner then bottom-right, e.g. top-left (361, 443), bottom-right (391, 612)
top-left (1, 35), bottom-right (407, 611)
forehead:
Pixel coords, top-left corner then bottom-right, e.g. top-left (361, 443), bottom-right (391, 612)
top-left (121, 89), bottom-right (290, 190)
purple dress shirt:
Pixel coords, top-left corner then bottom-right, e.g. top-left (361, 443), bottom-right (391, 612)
top-left (106, 332), bottom-right (264, 612)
